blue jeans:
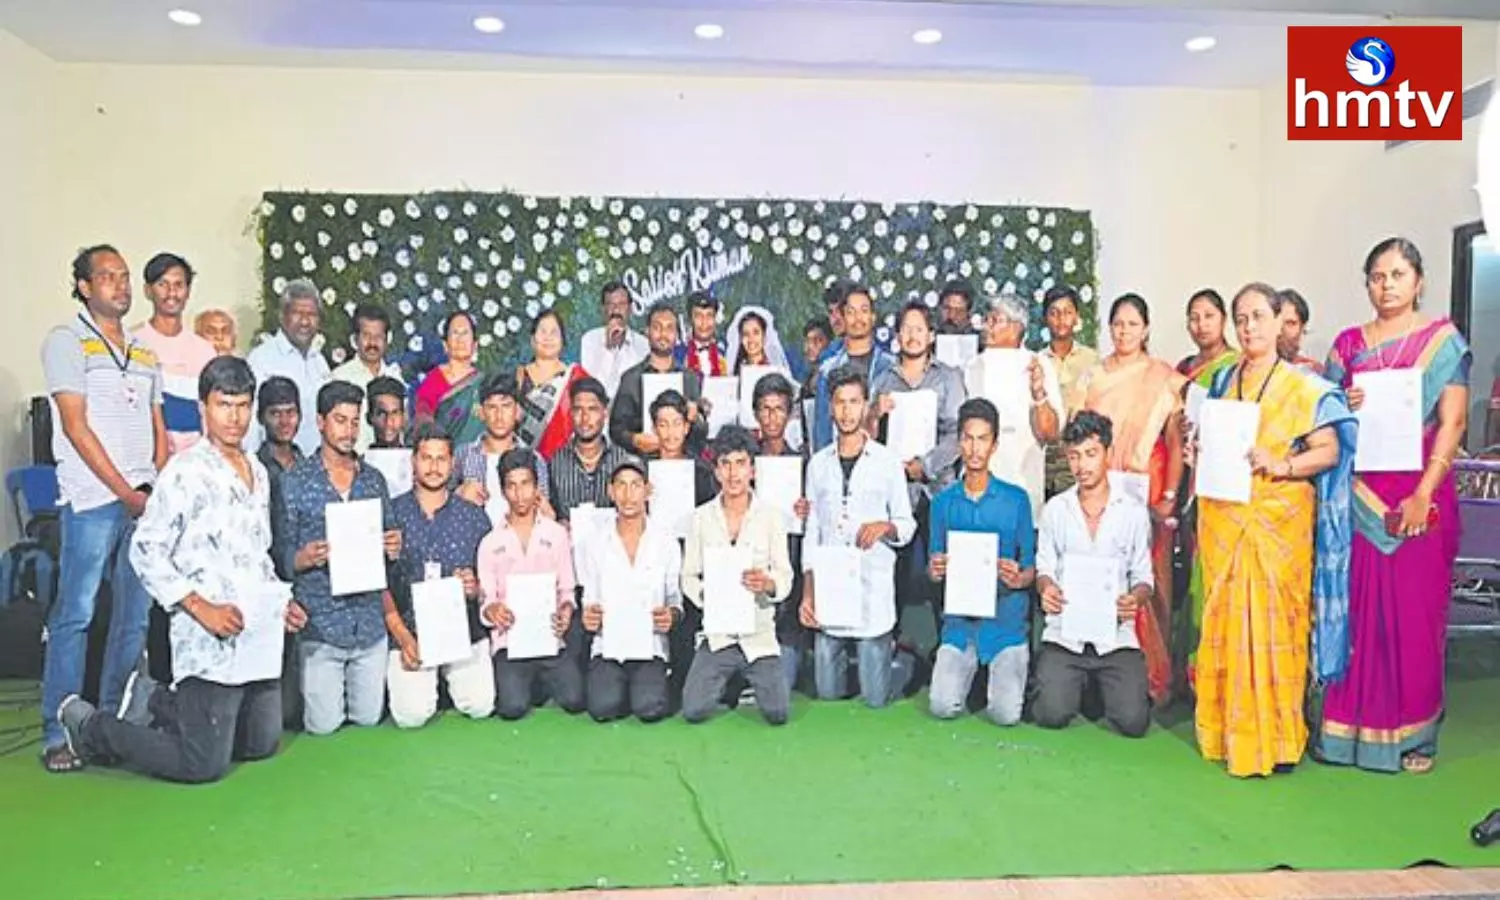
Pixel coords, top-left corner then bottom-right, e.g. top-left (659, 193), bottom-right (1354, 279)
top-left (299, 639), bottom-right (387, 735)
top-left (42, 501), bottom-right (150, 749)
top-left (814, 631), bottom-right (908, 708)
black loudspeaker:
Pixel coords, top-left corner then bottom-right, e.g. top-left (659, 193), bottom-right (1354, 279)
top-left (28, 397), bottom-right (54, 466)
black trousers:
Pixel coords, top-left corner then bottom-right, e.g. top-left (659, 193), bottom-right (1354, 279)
top-left (82, 677), bottom-right (281, 784)
top-left (492, 649), bottom-right (585, 720)
top-left (1030, 644), bottom-right (1150, 738)
top-left (586, 658), bottom-right (669, 723)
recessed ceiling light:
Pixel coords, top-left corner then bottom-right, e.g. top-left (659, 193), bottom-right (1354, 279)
top-left (912, 29), bottom-right (943, 46)
top-left (167, 9), bottom-right (202, 27)
top-left (695, 23), bottom-right (725, 40)
top-left (473, 16), bottom-right (506, 35)
top-left (1185, 35), bottom-right (1217, 52)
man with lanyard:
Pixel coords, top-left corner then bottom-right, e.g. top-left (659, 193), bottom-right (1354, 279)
top-left (246, 278), bottom-right (330, 455)
top-left (330, 304), bottom-right (405, 452)
top-left (810, 285), bottom-right (896, 452)
top-left (40, 245), bottom-right (169, 772)
top-left (383, 423), bottom-right (496, 728)
top-left (56, 356), bottom-right (308, 783)
top-left (610, 301), bottom-right (709, 458)
top-left (580, 282), bottom-right (649, 398)
top-left (132, 252), bottom-right (217, 456)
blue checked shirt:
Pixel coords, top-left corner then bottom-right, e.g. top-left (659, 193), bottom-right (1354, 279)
top-left (277, 452), bottom-right (395, 650)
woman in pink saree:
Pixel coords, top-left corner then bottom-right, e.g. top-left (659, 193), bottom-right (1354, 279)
top-left (1318, 238), bottom-right (1470, 775)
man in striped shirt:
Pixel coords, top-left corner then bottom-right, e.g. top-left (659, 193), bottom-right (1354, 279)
top-left (132, 253), bottom-right (217, 456)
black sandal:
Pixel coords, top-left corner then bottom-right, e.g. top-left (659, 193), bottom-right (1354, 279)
top-left (41, 745), bottom-right (84, 773)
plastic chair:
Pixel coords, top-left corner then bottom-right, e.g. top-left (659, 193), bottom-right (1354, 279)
top-left (6, 465), bottom-right (59, 537)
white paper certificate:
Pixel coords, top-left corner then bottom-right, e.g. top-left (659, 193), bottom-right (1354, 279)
top-left (483, 452), bottom-right (509, 525)
top-left (1111, 471), bottom-right (1151, 508)
top-left (936, 334), bottom-right (979, 369)
top-left (411, 577), bottom-right (472, 669)
top-left (1353, 368), bottom-right (1423, 473)
top-left (1184, 383), bottom-right (1209, 428)
top-left (702, 375), bottom-right (739, 437)
top-left (601, 576), bottom-right (656, 662)
top-left (944, 531), bottom-right (998, 619)
top-left (363, 448), bottom-right (413, 499)
top-left (755, 455), bottom-right (804, 536)
top-left (810, 545), bottom-right (863, 629)
top-left (888, 390), bottom-right (939, 461)
top-left (505, 572), bottom-right (559, 660)
top-left (648, 459), bottom-right (696, 539)
top-left (1060, 553), bottom-right (1122, 648)
top-left (979, 349), bottom-right (1032, 422)
top-left (1195, 398), bottom-right (1261, 504)
top-left (703, 545), bottom-right (756, 635)
top-left (739, 365), bottom-right (779, 427)
top-left (642, 372), bottom-right (684, 435)
top-left (226, 581), bottom-right (291, 685)
top-left (326, 499), bottom-right (388, 596)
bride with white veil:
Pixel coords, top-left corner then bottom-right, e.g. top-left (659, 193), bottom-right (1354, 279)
top-left (726, 304), bottom-right (792, 374)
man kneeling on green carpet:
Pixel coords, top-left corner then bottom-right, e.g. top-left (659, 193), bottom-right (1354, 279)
top-left (58, 357), bottom-right (307, 783)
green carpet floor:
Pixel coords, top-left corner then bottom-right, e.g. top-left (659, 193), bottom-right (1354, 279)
top-left (2, 662), bottom-right (1498, 900)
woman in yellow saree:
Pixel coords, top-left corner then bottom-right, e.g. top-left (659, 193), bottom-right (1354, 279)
top-left (1194, 283), bottom-right (1355, 778)
top-left (1078, 294), bottom-right (1185, 704)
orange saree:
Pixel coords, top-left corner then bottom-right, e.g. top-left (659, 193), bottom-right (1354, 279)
top-left (1080, 355), bottom-right (1185, 703)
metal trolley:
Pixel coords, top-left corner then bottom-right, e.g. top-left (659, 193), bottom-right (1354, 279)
top-left (1452, 456), bottom-right (1500, 637)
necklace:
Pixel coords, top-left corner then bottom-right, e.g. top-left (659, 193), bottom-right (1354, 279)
top-left (1235, 357), bottom-right (1281, 404)
top-left (1370, 319), bottom-right (1417, 371)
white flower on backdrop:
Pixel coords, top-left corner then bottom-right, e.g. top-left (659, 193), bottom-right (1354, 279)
top-left (916, 234), bottom-right (930, 252)
top-left (410, 235), bottom-right (425, 250)
top-left (408, 335), bottom-right (424, 353)
top-left (403, 319), bottom-right (416, 335)
top-left (525, 196), bottom-right (540, 211)
top-left (574, 212), bottom-right (589, 229)
top-left (347, 243), bottom-right (362, 262)
top-left (1026, 227), bottom-right (1041, 242)
top-left (497, 271), bottom-right (513, 289)
top-left (639, 237), bottom-right (653, 254)
top-left (933, 207), bottom-right (947, 222)
top-left (501, 226), bottom-right (516, 243)
top-left (893, 235), bottom-right (907, 253)
top-left (453, 226), bottom-right (469, 244)
top-left (808, 264), bottom-right (822, 280)
top-left (1040, 260), bottom-right (1051, 274)
top-left (789, 248), bottom-right (804, 266)
top-left (771, 237), bottom-right (787, 256)
top-left (558, 280), bottom-right (573, 297)
top-left (417, 297), bottom-right (430, 312)
top-left (1003, 234), bottom-right (1018, 250)
top-left (321, 287), bottom-right (337, 304)
top-left (316, 231), bottom-right (331, 248)
top-left (447, 276), bottom-right (462, 290)
top-left (330, 256), bottom-right (346, 273)
top-left (482, 299), bottom-right (500, 319)
top-left (880, 280), bottom-right (895, 298)
top-left (524, 280), bottom-right (540, 297)
top-left (435, 204), bottom-right (450, 221)
top-left (507, 315), bottom-right (522, 332)
top-left (1063, 258), bottom-right (1077, 274)
top-left (812, 247), bottom-right (827, 263)
top-left (695, 229), bottom-right (711, 248)
top-left (362, 240), bottom-right (378, 256)
top-left (293, 240), bottom-right (306, 254)
top-left (806, 224), bottom-right (822, 242)
top-left (609, 199), bottom-right (625, 216)
top-left (1026, 208), bottom-right (1040, 224)
top-left (272, 276), bottom-right (288, 294)
top-left (479, 333), bottom-right (494, 347)
top-left (437, 257), bottom-right (452, 274)
top-left (618, 219), bottom-right (632, 236)
top-left (474, 271), bottom-right (490, 288)
top-left (959, 260), bottom-right (973, 277)
top-left (873, 255), bottom-right (887, 271)
top-left (291, 205), bottom-right (307, 223)
top-left (1015, 263), bottom-right (1029, 279)
top-left (396, 248), bottom-right (412, 268)
top-left (462, 200), bottom-right (477, 216)
top-left (623, 237), bottom-right (637, 255)
top-left (497, 203), bottom-right (511, 218)
top-left (269, 242), bottom-right (284, 260)
top-left (301, 256), bottom-right (316, 273)
top-left (923, 264), bottom-right (938, 281)
top-left (849, 265), bottom-right (863, 281)
top-left (404, 199), bottom-right (421, 219)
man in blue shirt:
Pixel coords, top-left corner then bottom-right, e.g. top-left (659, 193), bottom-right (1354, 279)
top-left (926, 397), bottom-right (1036, 726)
top-left (278, 381), bottom-right (403, 735)
top-left (809, 285), bottom-right (896, 452)
top-left (383, 423), bottom-right (496, 728)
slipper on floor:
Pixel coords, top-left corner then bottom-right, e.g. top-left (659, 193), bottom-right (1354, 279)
top-left (41, 745), bottom-right (83, 774)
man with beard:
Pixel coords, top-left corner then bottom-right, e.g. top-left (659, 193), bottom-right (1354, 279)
top-left (39, 245), bottom-right (169, 773)
top-left (610, 301), bottom-right (708, 458)
top-left (132, 252), bottom-right (217, 456)
top-left (56, 356), bottom-right (308, 783)
top-left (809, 286), bottom-right (896, 452)
top-left (580, 282), bottom-right (648, 398)
top-left (331, 304), bottom-right (404, 452)
top-left (383, 423), bottom-right (495, 728)
top-left (936, 280), bottom-right (979, 337)
top-left (277, 381), bottom-right (403, 735)
top-left (246, 278), bottom-right (330, 455)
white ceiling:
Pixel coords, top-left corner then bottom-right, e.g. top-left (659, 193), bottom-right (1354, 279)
top-left (0, 0), bottom-right (1486, 87)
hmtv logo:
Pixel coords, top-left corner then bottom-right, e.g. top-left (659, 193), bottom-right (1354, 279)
top-left (1287, 26), bottom-right (1463, 141)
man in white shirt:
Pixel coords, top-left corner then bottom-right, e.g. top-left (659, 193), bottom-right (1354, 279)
top-left (246, 278), bottom-right (330, 455)
top-left (57, 356), bottom-right (307, 783)
top-left (1032, 409), bottom-right (1154, 738)
top-left (962, 292), bottom-right (1063, 519)
top-left (800, 367), bottom-right (916, 709)
top-left (579, 282), bottom-right (648, 399)
top-left (681, 426), bottom-right (795, 725)
top-left (579, 458), bottom-right (681, 723)
top-left (330, 304), bottom-right (405, 452)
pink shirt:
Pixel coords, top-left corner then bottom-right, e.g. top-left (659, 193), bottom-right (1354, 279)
top-left (477, 515), bottom-right (576, 654)
top-left (133, 322), bottom-right (217, 455)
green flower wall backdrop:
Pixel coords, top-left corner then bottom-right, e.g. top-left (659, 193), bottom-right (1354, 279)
top-left (255, 191), bottom-right (1097, 374)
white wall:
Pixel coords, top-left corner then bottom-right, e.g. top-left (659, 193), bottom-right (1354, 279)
top-left (0, 30), bottom-right (59, 544)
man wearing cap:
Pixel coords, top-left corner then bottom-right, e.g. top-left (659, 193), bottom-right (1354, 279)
top-left (133, 252), bottom-right (218, 456)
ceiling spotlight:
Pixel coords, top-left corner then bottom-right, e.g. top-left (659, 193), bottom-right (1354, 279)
top-left (912, 29), bottom-right (943, 46)
top-left (1185, 35), bottom-right (1217, 52)
top-left (473, 16), bottom-right (506, 34)
top-left (167, 9), bottom-right (202, 27)
top-left (695, 23), bottom-right (725, 40)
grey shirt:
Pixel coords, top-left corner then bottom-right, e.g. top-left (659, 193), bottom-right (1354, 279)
top-left (42, 310), bottom-right (163, 512)
top-left (871, 357), bottom-right (967, 504)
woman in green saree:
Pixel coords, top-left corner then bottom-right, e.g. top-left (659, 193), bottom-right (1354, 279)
top-left (413, 311), bottom-right (486, 445)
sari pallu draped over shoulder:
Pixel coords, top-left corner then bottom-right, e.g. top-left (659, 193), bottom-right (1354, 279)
top-left (1315, 318), bottom-right (1469, 772)
top-left (1194, 362), bottom-right (1355, 777)
top-left (1081, 355), bottom-right (1184, 703)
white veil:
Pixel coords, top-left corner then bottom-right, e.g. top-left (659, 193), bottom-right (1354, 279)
top-left (726, 304), bottom-right (792, 373)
